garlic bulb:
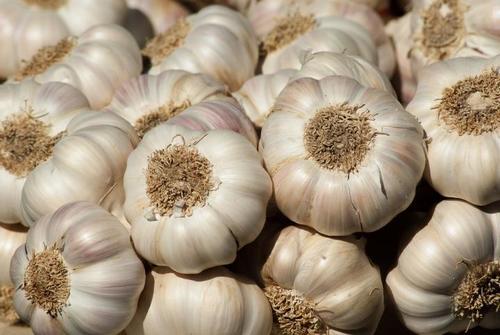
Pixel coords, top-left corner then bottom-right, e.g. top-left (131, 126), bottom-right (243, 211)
top-left (406, 55), bottom-right (500, 205)
top-left (124, 124), bottom-right (272, 273)
top-left (126, 0), bottom-right (189, 34)
top-left (10, 202), bottom-right (145, 335)
top-left (144, 5), bottom-right (258, 91)
top-left (387, 199), bottom-right (500, 334)
top-left (21, 110), bottom-right (138, 227)
top-left (0, 80), bottom-right (90, 224)
top-left (260, 225), bottom-right (384, 335)
top-left (409, 0), bottom-right (500, 77)
top-left (0, 0), bottom-right (127, 79)
top-left (260, 76), bottom-right (426, 236)
top-left (248, 0), bottom-right (395, 76)
top-left (127, 266), bottom-right (272, 335)
top-left (11, 24), bottom-right (141, 109)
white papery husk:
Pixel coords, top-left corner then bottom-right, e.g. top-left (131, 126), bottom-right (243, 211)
top-left (126, 266), bottom-right (272, 335)
top-left (10, 202), bottom-right (145, 335)
top-left (126, 0), bottom-right (189, 34)
top-left (124, 124), bottom-right (272, 273)
top-left (260, 75), bottom-right (426, 236)
top-left (147, 5), bottom-right (258, 91)
top-left (387, 199), bottom-right (500, 335)
top-left (0, 0), bottom-right (127, 78)
top-left (406, 55), bottom-right (500, 205)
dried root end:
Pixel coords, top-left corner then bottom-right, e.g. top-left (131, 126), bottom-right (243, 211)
top-left (142, 19), bottom-right (190, 65)
top-left (135, 101), bottom-right (191, 139)
top-left (0, 285), bottom-right (19, 324)
top-left (264, 285), bottom-right (327, 335)
top-left (437, 68), bottom-right (500, 135)
top-left (23, 243), bottom-right (70, 318)
top-left (23, 0), bottom-right (67, 10)
top-left (263, 13), bottom-right (316, 54)
top-left (304, 103), bottom-right (376, 174)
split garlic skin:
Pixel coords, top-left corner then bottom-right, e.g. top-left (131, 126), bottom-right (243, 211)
top-left (387, 199), bottom-right (500, 334)
top-left (0, 0), bottom-right (127, 79)
top-left (406, 55), bottom-right (500, 205)
top-left (10, 202), bottom-right (145, 335)
top-left (260, 225), bottom-right (384, 335)
top-left (21, 110), bottom-right (139, 227)
top-left (0, 80), bottom-right (90, 224)
top-left (125, 0), bottom-right (189, 34)
top-left (11, 24), bottom-right (142, 109)
top-left (260, 76), bottom-right (426, 236)
top-left (145, 5), bottom-right (258, 91)
top-left (127, 267), bottom-right (272, 335)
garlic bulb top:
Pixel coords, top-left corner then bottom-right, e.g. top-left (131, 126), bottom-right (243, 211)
top-left (21, 110), bottom-right (138, 227)
top-left (387, 199), bottom-right (500, 335)
top-left (260, 225), bottom-right (384, 335)
top-left (124, 124), bottom-right (272, 273)
top-left (406, 55), bottom-right (500, 205)
top-left (260, 76), bottom-right (426, 236)
top-left (0, 0), bottom-right (127, 79)
top-left (125, 0), bottom-right (189, 34)
top-left (127, 266), bottom-right (272, 335)
top-left (144, 5), bottom-right (258, 91)
top-left (10, 202), bottom-right (145, 335)
top-left (10, 24), bottom-right (142, 109)
top-left (0, 80), bottom-right (90, 224)
top-left (409, 0), bottom-right (500, 76)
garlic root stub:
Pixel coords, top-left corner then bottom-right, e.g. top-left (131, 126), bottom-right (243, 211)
top-left (387, 199), bottom-right (500, 334)
top-left (260, 76), bottom-right (426, 236)
top-left (9, 202), bottom-right (145, 335)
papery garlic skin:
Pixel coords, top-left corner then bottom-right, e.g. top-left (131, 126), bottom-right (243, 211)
top-left (10, 202), bottom-right (145, 335)
top-left (261, 76), bottom-right (426, 236)
top-left (406, 56), bottom-right (500, 205)
top-left (0, 0), bottom-right (127, 79)
top-left (21, 110), bottom-right (139, 227)
top-left (0, 80), bottom-right (90, 224)
top-left (126, 0), bottom-right (189, 34)
top-left (147, 5), bottom-right (258, 91)
top-left (387, 199), bottom-right (500, 334)
top-left (261, 225), bottom-right (384, 335)
top-left (13, 24), bottom-right (142, 109)
top-left (124, 125), bottom-right (272, 273)
top-left (127, 267), bottom-right (272, 335)
top-left (0, 225), bottom-right (26, 285)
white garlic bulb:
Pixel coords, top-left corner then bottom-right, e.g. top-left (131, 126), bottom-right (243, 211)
top-left (124, 124), bottom-right (272, 273)
top-left (127, 266), bottom-right (272, 335)
top-left (0, 80), bottom-right (90, 224)
top-left (260, 225), bottom-right (384, 335)
top-left (406, 55), bottom-right (500, 205)
top-left (10, 202), bottom-right (145, 335)
top-left (0, 0), bottom-right (127, 79)
top-left (126, 0), bottom-right (189, 34)
top-left (260, 76), bottom-right (426, 236)
top-left (387, 199), bottom-right (500, 334)
top-left (21, 110), bottom-right (139, 227)
top-left (10, 24), bottom-right (142, 109)
top-left (144, 5), bottom-right (258, 91)
top-left (248, 0), bottom-right (396, 76)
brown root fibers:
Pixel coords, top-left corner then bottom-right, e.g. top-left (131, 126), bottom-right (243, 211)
top-left (0, 285), bottom-right (19, 324)
top-left (134, 101), bottom-right (191, 139)
top-left (23, 0), bottom-right (67, 10)
top-left (142, 20), bottom-right (190, 65)
top-left (263, 13), bottom-right (316, 54)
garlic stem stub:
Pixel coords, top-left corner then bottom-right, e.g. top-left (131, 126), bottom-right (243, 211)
top-left (126, 266), bottom-right (272, 335)
top-left (9, 202), bottom-right (145, 335)
top-left (387, 199), bottom-right (500, 334)
top-left (124, 124), bottom-right (272, 273)
top-left (260, 76), bottom-right (426, 236)
top-left (260, 225), bottom-right (384, 335)
top-left (406, 55), bottom-right (500, 205)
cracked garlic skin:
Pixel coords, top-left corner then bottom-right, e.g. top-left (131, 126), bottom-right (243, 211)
top-left (145, 5), bottom-right (258, 91)
top-left (124, 124), bottom-right (272, 273)
top-left (10, 24), bottom-right (142, 109)
top-left (260, 225), bottom-right (384, 335)
top-left (9, 202), bottom-right (145, 335)
top-left (0, 0), bottom-right (127, 79)
top-left (126, 267), bottom-right (272, 335)
top-left (20, 110), bottom-right (138, 227)
top-left (0, 80), bottom-right (91, 224)
top-left (260, 76), bottom-right (426, 236)
top-left (407, 56), bottom-right (500, 205)
top-left (387, 199), bottom-right (500, 334)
